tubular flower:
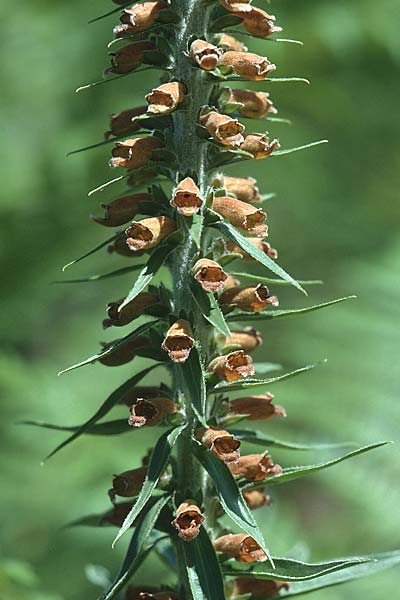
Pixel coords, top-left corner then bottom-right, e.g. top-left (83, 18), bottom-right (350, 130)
top-left (243, 489), bottom-right (272, 510)
top-left (241, 8), bottom-right (282, 39)
top-left (125, 215), bottom-right (176, 251)
top-left (107, 41), bottom-right (156, 74)
top-left (219, 284), bottom-right (279, 312)
top-left (216, 33), bottom-right (247, 52)
top-left (92, 193), bottom-right (153, 227)
top-left (207, 350), bottom-right (254, 382)
top-left (128, 397), bottom-right (178, 427)
top-left (170, 177), bottom-right (203, 216)
top-left (119, 386), bottom-right (166, 406)
top-left (233, 578), bottom-right (290, 597)
top-left (107, 234), bottom-right (137, 257)
top-left (229, 393), bottom-right (286, 421)
top-left (223, 88), bottom-right (277, 119)
top-left (240, 133), bottom-right (280, 159)
top-left (109, 136), bottom-right (162, 169)
top-left (223, 274), bottom-right (241, 289)
top-left (108, 467), bottom-right (147, 502)
top-left (196, 427), bottom-right (241, 464)
top-left (146, 82), bottom-right (186, 115)
top-left (105, 106), bottom-right (147, 139)
top-left (192, 258), bottom-right (227, 293)
top-left (103, 292), bottom-right (159, 328)
top-left (189, 39), bottom-right (222, 71)
top-left (214, 533), bottom-right (267, 563)
top-left (114, 1), bottom-right (168, 38)
top-left (218, 51), bottom-right (276, 81)
top-left (101, 502), bottom-right (134, 527)
top-left (223, 327), bottom-right (262, 352)
top-left (98, 336), bottom-right (148, 366)
top-left (172, 501), bottom-right (205, 541)
top-left (229, 453), bottom-right (282, 482)
top-left (161, 319), bottom-right (195, 363)
top-left (200, 110), bottom-right (245, 148)
top-left (212, 196), bottom-right (267, 237)
top-left (222, 176), bottom-right (261, 203)
top-left (226, 238), bottom-right (278, 260)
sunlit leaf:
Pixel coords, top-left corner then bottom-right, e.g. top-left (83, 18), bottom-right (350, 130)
top-left (53, 263), bottom-right (145, 284)
top-left (231, 429), bottom-right (358, 452)
top-left (273, 140), bottom-right (328, 157)
top-left (191, 282), bottom-right (231, 337)
top-left (62, 233), bottom-right (120, 271)
top-left (229, 272), bottom-right (323, 286)
top-left (179, 347), bottom-right (208, 424)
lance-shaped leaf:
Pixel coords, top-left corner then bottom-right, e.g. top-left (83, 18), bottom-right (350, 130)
top-left (282, 550), bottom-right (400, 597)
top-left (20, 418), bottom-right (131, 437)
top-left (211, 220), bottom-right (305, 294)
top-left (113, 425), bottom-right (186, 547)
top-left (62, 233), bottom-right (120, 271)
top-left (229, 272), bottom-right (323, 286)
top-left (226, 296), bottom-right (356, 323)
top-left (58, 320), bottom-right (159, 376)
top-left (192, 439), bottom-right (274, 567)
top-left (209, 362), bottom-right (319, 394)
top-left (45, 364), bottom-right (159, 459)
top-left (244, 441), bottom-right (391, 490)
top-left (53, 263), bottom-right (145, 284)
top-left (101, 495), bottom-right (171, 600)
top-left (222, 555), bottom-right (371, 581)
top-left (179, 347), bottom-right (208, 424)
top-left (191, 282), bottom-right (231, 337)
top-left (272, 140), bottom-right (328, 157)
top-left (231, 429), bottom-right (358, 452)
top-left (180, 527), bottom-right (226, 600)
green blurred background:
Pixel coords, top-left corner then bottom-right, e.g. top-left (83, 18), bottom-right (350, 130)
top-left (1, 0), bottom-right (399, 598)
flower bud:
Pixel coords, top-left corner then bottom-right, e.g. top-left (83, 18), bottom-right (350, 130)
top-left (101, 501), bottom-right (133, 527)
top-left (207, 350), bottom-right (254, 382)
top-left (119, 386), bottom-right (166, 406)
top-left (223, 327), bottom-right (262, 352)
top-left (214, 533), bottom-right (266, 563)
top-left (107, 41), bottom-right (156, 74)
top-left (226, 238), bottom-right (278, 260)
top-left (219, 284), bottom-right (278, 312)
top-left (105, 106), bottom-right (147, 139)
top-left (200, 110), bottom-right (244, 148)
top-left (242, 8), bottom-right (282, 39)
top-left (229, 453), bottom-right (282, 481)
top-left (93, 193), bottom-right (153, 227)
top-left (218, 51), bottom-right (276, 81)
top-left (109, 136), bottom-right (162, 169)
top-left (216, 33), bottom-right (247, 52)
top-left (172, 501), bottom-right (205, 541)
top-left (99, 336), bottom-right (148, 366)
top-left (146, 82), bottom-right (186, 115)
top-left (114, 2), bottom-right (168, 38)
top-left (222, 176), bottom-right (261, 203)
top-left (189, 39), bottom-right (222, 71)
top-left (240, 133), bottom-right (280, 159)
top-left (233, 578), bottom-right (290, 597)
top-left (109, 467), bottom-right (147, 502)
top-left (192, 258), bottom-right (227, 293)
top-left (229, 393), bottom-right (286, 421)
top-left (129, 397), bottom-right (178, 427)
top-left (243, 489), bottom-right (272, 510)
top-left (212, 196), bottom-right (267, 237)
top-left (223, 88), bottom-right (277, 119)
top-left (196, 427), bottom-right (241, 463)
top-left (161, 319), bottom-right (195, 363)
top-left (125, 215), bottom-right (176, 251)
top-left (103, 292), bottom-right (160, 329)
top-left (170, 177), bottom-right (203, 216)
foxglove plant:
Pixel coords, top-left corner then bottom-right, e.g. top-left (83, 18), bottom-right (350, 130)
top-left (29, 1), bottom-right (400, 599)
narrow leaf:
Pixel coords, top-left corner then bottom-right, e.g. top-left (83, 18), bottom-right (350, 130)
top-left (88, 3), bottom-right (131, 24)
top-left (88, 175), bottom-right (126, 197)
top-left (273, 140), bottom-right (328, 156)
top-left (112, 425), bottom-right (186, 547)
top-left (179, 347), bottom-right (208, 424)
top-left (229, 272), bottom-right (322, 286)
top-left (181, 527), bottom-right (226, 600)
top-left (20, 418), bottom-right (131, 437)
top-left (53, 264), bottom-right (145, 284)
top-left (265, 77), bottom-right (310, 84)
top-left (191, 282), bottom-right (231, 337)
top-left (231, 429), bottom-right (358, 452)
top-left (62, 233), bottom-right (119, 271)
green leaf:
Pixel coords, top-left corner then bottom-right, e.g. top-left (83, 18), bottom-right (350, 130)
top-left (191, 282), bottom-right (231, 337)
top-left (264, 77), bottom-right (311, 84)
top-left (192, 439), bottom-right (274, 567)
top-left (226, 296), bottom-right (356, 323)
top-left (20, 418), bottom-right (131, 437)
top-left (231, 429), bottom-right (358, 452)
top-left (112, 425), bottom-right (186, 547)
top-left (244, 441), bottom-right (391, 490)
top-left (229, 272), bottom-right (323, 286)
top-left (252, 362), bottom-right (282, 375)
top-left (209, 362), bottom-right (320, 394)
top-left (62, 233), bottom-right (119, 271)
top-left (211, 220), bottom-right (306, 294)
top-left (88, 3), bottom-right (131, 24)
top-left (58, 320), bottom-right (159, 376)
top-left (273, 140), bottom-right (328, 156)
top-left (179, 347), bottom-right (208, 424)
top-left (222, 556), bottom-right (371, 581)
top-left (180, 527), bottom-right (226, 600)
top-left (283, 550), bottom-right (400, 597)
top-left (101, 495), bottom-right (171, 600)
top-left (53, 264), bottom-right (145, 284)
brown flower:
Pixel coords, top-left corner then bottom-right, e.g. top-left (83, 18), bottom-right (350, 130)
top-left (216, 33), bottom-right (247, 52)
top-left (243, 489), bottom-right (272, 510)
top-left (139, 593), bottom-right (181, 600)
top-left (242, 8), bottom-right (282, 39)
top-left (128, 397), bottom-right (178, 427)
top-left (170, 177), bottom-right (203, 216)
top-left (224, 88), bottom-right (277, 119)
top-left (223, 327), bottom-right (262, 352)
top-left (108, 467), bottom-right (147, 502)
top-left (114, 2), bottom-right (168, 38)
top-left (101, 501), bottom-right (133, 527)
top-left (119, 386), bottom-right (166, 406)
top-left (229, 393), bottom-right (286, 421)
top-left (219, 284), bottom-right (278, 312)
top-left (207, 350), bottom-right (254, 382)
top-left (189, 39), bottom-right (222, 71)
top-left (125, 215), bottom-right (176, 251)
top-left (200, 110), bottom-right (244, 148)
top-left (172, 501), bottom-right (205, 541)
top-left (161, 319), bottom-right (195, 363)
top-left (223, 274), bottom-right (241, 289)
top-left (107, 234), bottom-right (137, 257)
top-left (196, 427), bottom-right (241, 463)
top-left (98, 336), bottom-right (148, 366)
top-left (212, 196), bottom-right (267, 237)
top-left (218, 51), bottom-right (276, 81)
top-left (240, 133), bottom-right (280, 159)
top-left (93, 193), bottom-right (153, 227)
top-left (192, 258), bottom-right (227, 293)
top-left (103, 292), bottom-right (159, 329)
top-left (233, 578), bottom-right (290, 597)
top-left (126, 167), bottom-right (158, 188)
top-left (146, 82), bottom-right (186, 115)
top-left (214, 533), bottom-right (267, 563)
top-left (222, 176), bottom-right (261, 203)
top-left (107, 41), bottom-right (156, 74)
top-left (230, 453), bottom-right (282, 482)
top-left (109, 136), bottom-right (162, 170)
top-left (226, 238), bottom-right (278, 260)
top-left (125, 587), bottom-right (159, 600)
top-left (105, 106), bottom-right (147, 139)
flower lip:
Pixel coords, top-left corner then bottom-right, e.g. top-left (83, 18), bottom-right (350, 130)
top-left (172, 501), bottom-right (205, 542)
top-left (192, 258), bottom-right (227, 293)
top-left (171, 177), bottom-right (203, 216)
top-left (197, 427), bottom-right (241, 463)
top-left (217, 51), bottom-right (276, 81)
top-left (128, 397), bottom-right (178, 427)
top-left (161, 319), bottom-right (195, 363)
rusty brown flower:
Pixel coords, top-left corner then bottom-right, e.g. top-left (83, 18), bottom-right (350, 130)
top-left (196, 427), bottom-right (240, 463)
top-left (114, 2), bottom-right (168, 38)
top-left (192, 258), bottom-right (227, 293)
top-left (109, 136), bottom-right (162, 170)
top-left (223, 327), bottom-right (262, 352)
top-left (240, 133), bottom-right (280, 159)
top-left (107, 41), bottom-right (156, 74)
top-left (189, 39), bottom-right (222, 71)
top-left (218, 51), bottom-right (276, 81)
top-left (212, 196), bottom-right (267, 237)
top-left (224, 88), bottom-right (277, 119)
top-left (172, 501), bottom-right (205, 541)
top-left (93, 193), bottom-right (153, 227)
top-left (128, 397), bottom-right (178, 427)
top-left (161, 319), bottom-right (195, 363)
top-left (229, 453), bottom-right (282, 481)
top-left (103, 292), bottom-right (159, 329)
top-left (125, 216), bottom-right (176, 251)
top-left (243, 489), bottom-right (272, 510)
top-left (226, 238), bottom-right (278, 260)
top-left (219, 284), bottom-right (278, 312)
top-left (105, 106), bottom-right (147, 139)
top-left (222, 176), bottom-right (260, 202)
top-left (216, 33), bottom-right (247, 52)
top-left (108, 467), bottom-right (147, 502)
top-left (170, 177), bottom-right (203, 216)
top-left (214, 533), bottom-right (267, 563)
top-left (233, 578), bottom-right (290, 597)
top-left (146, 82), bottom-right (186, 115)
top-left (207, 350), bottom-right (254, 382)
top-left (98, 336), bottom-right (149, 366)
top-left (200, 110), bottom-right (245, 148)
top-left (229, 393), bottom-right (286, 421)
